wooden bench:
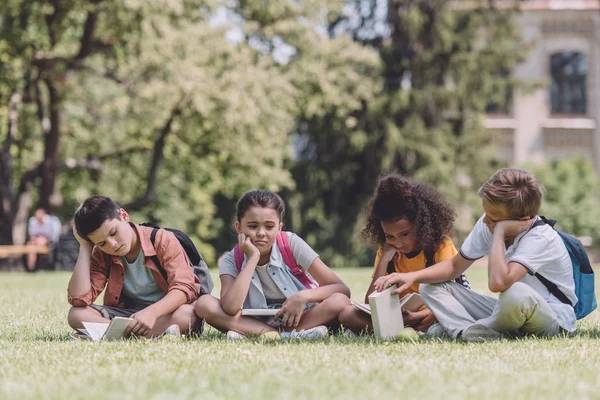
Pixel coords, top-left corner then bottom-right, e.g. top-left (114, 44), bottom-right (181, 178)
top-left (0, 245), bottom-right (49, 259)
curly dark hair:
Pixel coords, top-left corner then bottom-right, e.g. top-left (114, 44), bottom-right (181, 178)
top-left (362, 173), bottom-right (455, 253)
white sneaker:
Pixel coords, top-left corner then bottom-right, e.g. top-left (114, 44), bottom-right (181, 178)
top-left (281, 325), bottom-right (329, 340)
top-left (157, 324), bottom-right (181, 340)
top-left (343, 329), bottom-right (358, 338)
top-left (226, 330), bottom-right (247, 340)
top-left (426, 323), bottom-right (449, 338)
top-left (461, 324), bottom-right (503, 342)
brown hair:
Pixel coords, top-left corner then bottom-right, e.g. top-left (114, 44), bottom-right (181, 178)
top-left (478, 168), bottom-right (544, 218)
top-left (236, 190), bottom-right (285, 222)
top-left (74, 195), bottom-right (121, 240)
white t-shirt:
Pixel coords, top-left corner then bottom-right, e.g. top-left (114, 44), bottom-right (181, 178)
top-left (460, 215), bottom-right (576, 332)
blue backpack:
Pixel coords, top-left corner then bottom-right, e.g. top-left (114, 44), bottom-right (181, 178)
top-left (531, 217), bottom-right (597, 319)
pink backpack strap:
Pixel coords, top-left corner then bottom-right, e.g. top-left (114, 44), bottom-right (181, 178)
top-left (277, 232), bottom-right (318, 289)
top-left (233, 245), bottom-right (244, 272)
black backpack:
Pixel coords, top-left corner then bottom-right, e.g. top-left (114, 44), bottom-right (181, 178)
top-left (387, 250), bottom-right (470, 289)
top-left (141, 222), bottom-right (214, 296)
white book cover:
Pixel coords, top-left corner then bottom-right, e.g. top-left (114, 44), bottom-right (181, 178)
top-left (241, 308), bottom-right (279, 316)
top-left (80, 317), bottom-right (133, 341)
top-left (352, 293), bottom-right (424, 317)
top-left (368, 285), bottom-right (404, 340)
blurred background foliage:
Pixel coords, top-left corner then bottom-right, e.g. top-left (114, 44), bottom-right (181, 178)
top-left (1, 0), bottom-right (599, 266)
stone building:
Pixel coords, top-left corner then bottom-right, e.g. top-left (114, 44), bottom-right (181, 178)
top-left (486, 0), bottom-right (600, 171)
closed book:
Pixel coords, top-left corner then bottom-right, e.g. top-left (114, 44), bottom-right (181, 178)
top-left (368, 285), bottom-right (404, 340)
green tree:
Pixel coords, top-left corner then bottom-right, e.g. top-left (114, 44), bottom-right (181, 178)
top-left (532, 157), bottom-right (600, 244)
top-left (288, 0), bottom-right (525, 265)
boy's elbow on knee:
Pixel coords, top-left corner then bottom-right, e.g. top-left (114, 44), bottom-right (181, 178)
top-left (488, 281), bottom-right (508, 293)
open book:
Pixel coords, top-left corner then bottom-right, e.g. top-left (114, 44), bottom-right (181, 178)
top-left (77, 317), bottom-right (133, 341)
top-left (367, 285), bottom-right (425, 340)
top-left (351, 292), bottom-right (424, 316)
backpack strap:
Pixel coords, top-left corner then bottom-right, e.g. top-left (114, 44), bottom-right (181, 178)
top-left (233, 245), bottom-right (244, 272)
top-left (149, 228), bottom-right (169, 282)
top-left (528, 217), bottom-right (573, 307)
top-left (277, 232), bottom-right (317, 289)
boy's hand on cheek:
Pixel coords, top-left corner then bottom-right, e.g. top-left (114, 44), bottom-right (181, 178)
top-left (494, 220), bottom-right (533, 237)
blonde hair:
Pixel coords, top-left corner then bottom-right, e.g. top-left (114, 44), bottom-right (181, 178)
top-left (478, 168), bottom-right (544, 218)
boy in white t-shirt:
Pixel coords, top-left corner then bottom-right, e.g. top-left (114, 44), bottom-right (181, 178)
top-left (372, 168), bottom-right (576, 341)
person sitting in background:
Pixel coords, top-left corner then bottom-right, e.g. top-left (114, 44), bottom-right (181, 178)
top-left (26, 208), bottom-right (61, 272)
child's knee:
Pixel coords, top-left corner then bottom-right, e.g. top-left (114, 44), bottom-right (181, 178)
top-left (172, 304), bottom-right (197, 333)
top-left (67, 306), bottom-right (86, 329)
top-left (499, 282), bottom-right (534, 309)
top-left (338, 304), bottom-right (356, 325)
top-left (419, 283), bottom-right (437, 300)
top-left (194, 295), bottom-right (221, 320)
top-left (322, 293), bottom-right (351, 313)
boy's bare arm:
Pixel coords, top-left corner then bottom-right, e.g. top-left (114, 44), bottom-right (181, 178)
top-left (373, 254), bottom-right (473, 296)
top-left (487, 221), bottom-right (529, 292)
top-left (67, 230), bottom-right (94, 298)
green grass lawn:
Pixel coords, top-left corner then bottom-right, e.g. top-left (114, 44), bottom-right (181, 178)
top-left (2, 267), bottom-right (600, 399)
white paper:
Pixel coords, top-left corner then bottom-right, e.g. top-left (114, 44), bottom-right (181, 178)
top-left (80, 317), bottom-right (133, 341)
top-left (81, 322), bottom-right (109, 341)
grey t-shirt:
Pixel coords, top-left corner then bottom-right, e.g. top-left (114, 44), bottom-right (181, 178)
top-left (120, 250), bottom-right (165, 308)
top-left (255, 263), bottom-right (287, 304)
top-left (219, 232), bottom-right (319, 303)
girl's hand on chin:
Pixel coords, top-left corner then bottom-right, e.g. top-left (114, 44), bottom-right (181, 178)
top-left (238, 232), bottom-right (260, 259)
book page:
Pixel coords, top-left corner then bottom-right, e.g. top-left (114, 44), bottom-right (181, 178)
top-left (103, 317), bottom-right (134, 341)
top-left (81, 322), bottom-right (109, 341)
top-left (399, 293), bottom-right (424, 312)
top-left (351, 301), bottom-right (371, 315)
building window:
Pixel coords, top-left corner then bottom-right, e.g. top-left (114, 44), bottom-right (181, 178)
top-left (550, 52), bottom-right (587, 115)
top-left (486, 70), bottom-right (512, 115)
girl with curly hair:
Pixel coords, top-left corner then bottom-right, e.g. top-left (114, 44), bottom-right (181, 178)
top-left (338, 173), bottom-right (469, 336)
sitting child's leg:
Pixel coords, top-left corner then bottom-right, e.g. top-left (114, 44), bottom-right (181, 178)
top-left (194, 295), bottom-right (277, 336)
top-left (67, 306), bottom-right (110, 329)
top-left (420, 281), bottom-right (496, 338)
top-left (476, 282), bottom-right (562, 336)
top-left (338, 305), bottom-right (372, 335)
top-left (294, 293), bottom-right (350, 331)
top-left (152, 303), bottom-right (200, 336)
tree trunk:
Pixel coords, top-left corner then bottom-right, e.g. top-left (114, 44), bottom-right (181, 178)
top-left (39, 79), bottom-right (62, 213)
top-left (124, 105), bottom-right (182, 211)
top-left (0, 93), bottom-right (21, 245)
